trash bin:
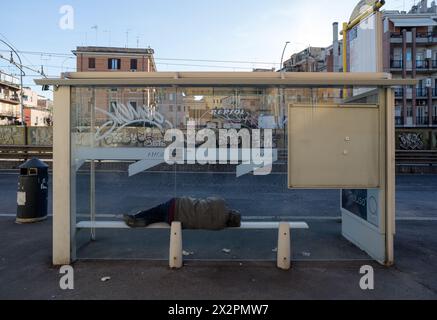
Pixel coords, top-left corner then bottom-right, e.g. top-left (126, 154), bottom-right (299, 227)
top-left (16, 158), bottom-right (49, 224)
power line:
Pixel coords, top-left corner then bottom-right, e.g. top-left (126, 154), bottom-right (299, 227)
top-left (0, 49), bottom-right (278, 65)
top-left (155, 62), bottom-right (252, 70)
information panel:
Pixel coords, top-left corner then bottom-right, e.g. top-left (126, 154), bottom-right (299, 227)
top-left (288, 104), bottom-right (380, 189)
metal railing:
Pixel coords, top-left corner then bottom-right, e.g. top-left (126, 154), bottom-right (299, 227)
top-left (416, 116), bottom-right (429, 125)
top-left (416, 88), bottom-right (428, 97)
top-left (0, 145), bottom-right (53, 162)
top-left (396, 150), bottom-right (437, 165)
top-left (416, 60), bottom-right (428, 69)
top-left (0, 93), bottom-right (20, 102)
top-left (417, 32), bottom-right (437, 38)
top-left (394, 88), bottom-right (403, 97)
top-left (391, 60), bottom-right (403, 68)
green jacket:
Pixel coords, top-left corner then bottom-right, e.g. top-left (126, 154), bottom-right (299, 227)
top-left (174, 197), bottom-right (231, 230)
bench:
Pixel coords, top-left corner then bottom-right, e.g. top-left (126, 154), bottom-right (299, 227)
top-left (76, 220), bottom-right (309, 270)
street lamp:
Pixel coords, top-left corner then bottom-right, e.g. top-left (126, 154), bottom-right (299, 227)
top-left (0, 39), bottom-right (25, 127)
top-left (280, 41), bottom-right (291, 74)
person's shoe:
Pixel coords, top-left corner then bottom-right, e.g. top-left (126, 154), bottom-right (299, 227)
top-left (227, 210), bottom-right (241, 228)
top-left (123, 214), bottom-right (148, 228)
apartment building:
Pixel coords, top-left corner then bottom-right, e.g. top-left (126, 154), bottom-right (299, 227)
top-left (282, 47), bottom-right (327, 72)
top-left (72, 46), bottom-right (159, 127)
top-left (383, 0), bottom-right (437, 127)
top-left (21, 87), bottom-right (52, 126)
top-left (0, 71), bottom-right (20, 125)
top-left (73, 46), bottom-right (157, 72)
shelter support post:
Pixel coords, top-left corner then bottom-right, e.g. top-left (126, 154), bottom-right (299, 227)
top-left (52, 86), bottom-right (75, 265)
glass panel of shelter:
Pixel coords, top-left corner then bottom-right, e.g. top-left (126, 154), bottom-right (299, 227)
top-left (71, 85), bottom-right (382, 261)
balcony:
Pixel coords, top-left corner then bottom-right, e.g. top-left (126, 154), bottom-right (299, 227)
top-left (416, 60), bottom-right (428, 70)
top-left (416, 88), bottom-right (428, 98)
top-left (417, 32), bottom-right (437, 43)
top-left (391, 31), bottom-right (437, 44)
top-left (416, 116), bottom-right (429, 126)
top-left (0, 93), bottom-right (20, 104)
top-left (395, 116), bottom-right (404, 126)
top-left (391, 60), bottom-right (403, 69)
top-left (394, 88), bottom-right (403, 98)
top-left (391, 59), bottom-right (437, 72)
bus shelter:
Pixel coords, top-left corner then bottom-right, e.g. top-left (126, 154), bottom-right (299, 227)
top-left (35, 72), bottom-right (415, 267)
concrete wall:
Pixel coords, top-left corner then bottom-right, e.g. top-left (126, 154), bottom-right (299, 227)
top-left (0, 126), bottom-right (25, 145)
top-left (0, 126), bottom-right (53, 145)
top-left (1, 125), bottom-right (435, 151)
top-left (396, 128), bottom-right (437, 150)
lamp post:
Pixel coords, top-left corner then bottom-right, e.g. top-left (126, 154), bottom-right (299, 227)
top-left (278, 41), bottom-right (291, 131)
top-left (0, 39), bottom-right (25, 127)
top-left (280, 41), bottom-right (291, 74)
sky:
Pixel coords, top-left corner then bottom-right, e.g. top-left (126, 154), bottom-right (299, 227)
top-left (0, 0), bottom-right (417, 98)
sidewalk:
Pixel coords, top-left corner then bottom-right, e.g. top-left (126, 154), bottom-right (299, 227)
top-left (0, 216), bottom-right (436, 300)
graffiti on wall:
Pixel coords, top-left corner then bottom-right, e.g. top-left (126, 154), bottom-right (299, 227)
top-left (398, 133), bottom-right (425, 150)
top-left (101, 127), bottom-right (166, 147)
top-left (73, 127), bottom-right (167, 148)
top-left (0, 126), bottom-right (25, 145)
top-left (28, 127), bottom-right (53, 146)
top-left (211, 108), bottom-right (259, 128)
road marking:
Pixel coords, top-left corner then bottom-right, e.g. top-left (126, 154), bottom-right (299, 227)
top-left (395, 217), bottom-right (437, 221)
top-left (1, 170), bottom-right (289, 176)
top-left (244, 216), bottom-right (342, 221)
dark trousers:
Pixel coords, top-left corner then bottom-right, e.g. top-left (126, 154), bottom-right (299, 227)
top-left (132, 198), bottom-right (175, 225)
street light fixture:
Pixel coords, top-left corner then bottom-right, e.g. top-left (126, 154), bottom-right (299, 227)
top-left (280, 41), bottom-right (291, 74)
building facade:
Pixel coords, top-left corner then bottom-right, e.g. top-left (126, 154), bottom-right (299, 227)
top-left (383, 0), bottom-right (437, 127)
top-left (0, 71), bottom-right (20, 125)
top-left (282, 47), bottom-right (327, 72)
top-left (73, 46), bottom-right (157, 72)
top-left (21, 87), bottom-right (52, 127)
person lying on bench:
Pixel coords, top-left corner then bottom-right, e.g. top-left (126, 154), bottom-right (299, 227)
top-left (123, 197), bottom-right (241, 230)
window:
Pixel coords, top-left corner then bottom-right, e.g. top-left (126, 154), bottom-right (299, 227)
top-left (129, 101), bottom-right (137, 111)
top-left (109, 101), bottom-right (117, 112)
top-left (130, 59), bottom-right (138, 71)
top-left (169, 105), bottom-right (174, 112)
top-left (108, 58), bottom-right (121, 70)
top-left (177, 105), bottom-right (181, 112)
top-left (88, 58), bottom-right (96, 69)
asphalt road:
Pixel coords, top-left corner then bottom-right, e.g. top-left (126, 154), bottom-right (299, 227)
top-left (1, 217), bottom-right (437, 299)
top-left (1, 172), bottom-right (437, 299)
top-left (0, 171), bottom-right (436, 219)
